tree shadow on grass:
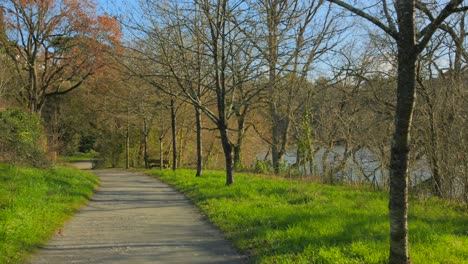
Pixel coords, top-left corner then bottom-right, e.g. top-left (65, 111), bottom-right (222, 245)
top-left (223, 205), bottom-right (389, 262)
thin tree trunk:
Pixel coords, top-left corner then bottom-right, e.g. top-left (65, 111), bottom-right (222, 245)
top-left (271, 125), bottom-right (281, 174)
top-left (322, 148), bottom-right (331, 183)
top-left (143, 118), bottom-right (149, 169)
top-left (271, 114), bottom-right (289, 174)
top-left (389, 3), bottom-right (417, 262)
top-left (233, 145), bottom-right (242, 171)
top-left (454, 16), bottom-right (465, 74)
top-left (125, 108), bottom-right (130, 169)
top-left (428, 107), bottom-right (443, 197)
top-left (159, 136), bottom-right (163, 170)
top-left (195, 105), bottom-right (203, 176)
top-left (211, 0), bottom-right (233, 185)
top-left (29, 63), bottom-right (39, 113)
top-left (138, 131), bottom-right (143, 167)
top-left (233, 114), bottom-right (245, 171)
top-left (177, 114), bottom-right (188, 167)
top-left (170, 97), bottom-right (177, 171)
top-left (267, 2), bottom-right (281, 174)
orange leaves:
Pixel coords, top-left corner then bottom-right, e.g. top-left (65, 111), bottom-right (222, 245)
top-left (61, 0), bottom-right (97, 34)
top-left (97, 14), bottom-right (121, 44)
top-left (17, 0), bottom-right (53, 7)
top-left (1, 0), bottom-right (122, 108)
top-left (4, 0), bottom-right (122, 51)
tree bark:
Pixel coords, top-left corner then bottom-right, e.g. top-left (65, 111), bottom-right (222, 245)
top-left (271, 124), bottom-right (281, 174)
top-left (454, 15), bottom-right (465, 74)
top-left (125, 108), bottom-right (130, 169)
top-left (211, 0), bottom-right (233, 185)
top-left (322, 148), bottom-right (331, 183)
top-left (427, 101), bottom-right (443, 197)
top-left (219, 122), bottom-right (234, 185)
top-left (267, 1), bottom-right (282, 174)
top-left (233, 113), bottom-right (246, 171)
top-left (195, 105), bottom-right (203, 176)
top-left (170, 97), bottom-right (177, 171)
top-left (143, 118), bottom-right (149, 169)
top-left (389, 2), bottom-right (417, 262)
top-left (233, 144), bottom-right (243, 171)
top-left (28, 63), bottom-right (39, 113)
top-left (159, 135), bottom-right (163, 170)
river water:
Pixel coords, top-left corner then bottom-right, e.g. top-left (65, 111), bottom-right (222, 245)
top-left (257, 146), bottom-right (432, 187)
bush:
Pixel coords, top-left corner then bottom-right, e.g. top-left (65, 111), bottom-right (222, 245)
top-left (94, 132), bottom-right (124, 168)
top-left (0, 109), bottom-right (49, 167)
top-left (253, 159), bottom-right (272, 174)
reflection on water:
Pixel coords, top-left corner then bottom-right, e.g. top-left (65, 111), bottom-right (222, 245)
top-left (257, 146), bottom-right (432, 187)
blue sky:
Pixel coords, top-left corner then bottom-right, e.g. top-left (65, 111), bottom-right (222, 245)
top-left (96, 0), bottom-right (140, 15)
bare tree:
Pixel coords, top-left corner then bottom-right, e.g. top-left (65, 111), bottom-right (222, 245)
top-left (244, 0), bottom-right (339, 173)
top-left (127, 0), bottom-right (259, 184)
top-left (327, 1), bottom-right (467, 262)
top-left (411, 11), bottom-right (467, 200)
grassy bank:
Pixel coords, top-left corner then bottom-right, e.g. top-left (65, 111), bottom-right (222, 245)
top-left (58, 151), bottom-right (97, 163)
top-left (0, 164), bottom-right (99, 263)
top-left (146, 169), bottom-right (468, 264)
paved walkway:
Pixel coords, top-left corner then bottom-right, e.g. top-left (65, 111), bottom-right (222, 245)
top-left (29, 170), bottom-right (244, 264)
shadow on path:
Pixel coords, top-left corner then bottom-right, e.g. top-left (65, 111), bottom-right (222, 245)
top-left (29, 170), bottom-right (244, 264)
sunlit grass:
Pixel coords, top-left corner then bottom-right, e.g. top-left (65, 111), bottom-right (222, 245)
top-left (58, 151), bottom-right (98, 163)
top-left (0, 164), bottom-right (99, 263)
top-left (146, 169), bottom-right (468, 264)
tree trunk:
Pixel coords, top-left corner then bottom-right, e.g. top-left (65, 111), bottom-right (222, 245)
top-left (125, 109), bottom-right (130, 169)
top-left (271, 127), bottom-right (281, 174)
top-left (170, 97), bottom-right (177, 171)
top-left (454, 16), bottom-right (465, 75)
top-left (177, 115), bottom-right (188, 168)
top-left (143, 118), bottom-right (149, 169)
top-left (428, 108), bottom-right (443, 197)
top-left (389, 3), bottom-right (416, 262)
top-left (219, 122), bottom-right (234, 185)
top-left (28, 63), bottom-right (39, 113)
top-left (195, 105), bottom-right (203, 176)
top-left (267, 2), bottom-right (282, 174)
top-left (233, 114), bottom-right (246, 171)
top-left (271, 115), bottom-right (288, 174)
top-left (233, 145), bottom-right (242, 171)
top-left (322, 148), bottom-right (331, 183)
top-left (465, 176), bottom-right (468, 203)
top-left (159, 136), bottom-right (163, 170)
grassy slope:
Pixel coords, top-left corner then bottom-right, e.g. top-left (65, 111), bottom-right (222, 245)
top-left (58, 152), bottom-right (97, 163)
top-left (0, 164), bottom-right (99, 263)
top-left (146, 169), bottom-right (468, 264)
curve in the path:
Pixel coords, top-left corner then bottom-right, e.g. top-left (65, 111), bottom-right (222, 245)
top-left (29, 170), bottom-right (244, 264)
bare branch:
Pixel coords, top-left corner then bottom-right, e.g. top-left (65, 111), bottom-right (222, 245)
top-left (327, 0), bottom-right (398, 39)
top-left (417, 0), bottom-right (464, 53)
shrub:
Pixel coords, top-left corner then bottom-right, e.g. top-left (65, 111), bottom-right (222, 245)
top-left (94, 132), bottom-right (124, 168)
top-left (254, 159), bottom-right (272, 174)
top-left (0, 109), bottom-right (49, 167)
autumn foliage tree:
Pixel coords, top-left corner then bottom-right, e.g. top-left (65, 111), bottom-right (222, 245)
top-left (0, 0), bottom-right (120, 114)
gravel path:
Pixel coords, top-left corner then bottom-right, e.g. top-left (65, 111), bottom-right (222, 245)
top-left (29, 169), bottom-right (244, 264)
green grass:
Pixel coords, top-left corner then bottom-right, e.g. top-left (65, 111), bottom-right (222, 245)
top-left (58, 151), bottom-right (97, 162)
top-left (0, 164), bottom-right (99, 263)
top-left (146, 169), bottom-right (468, 264)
